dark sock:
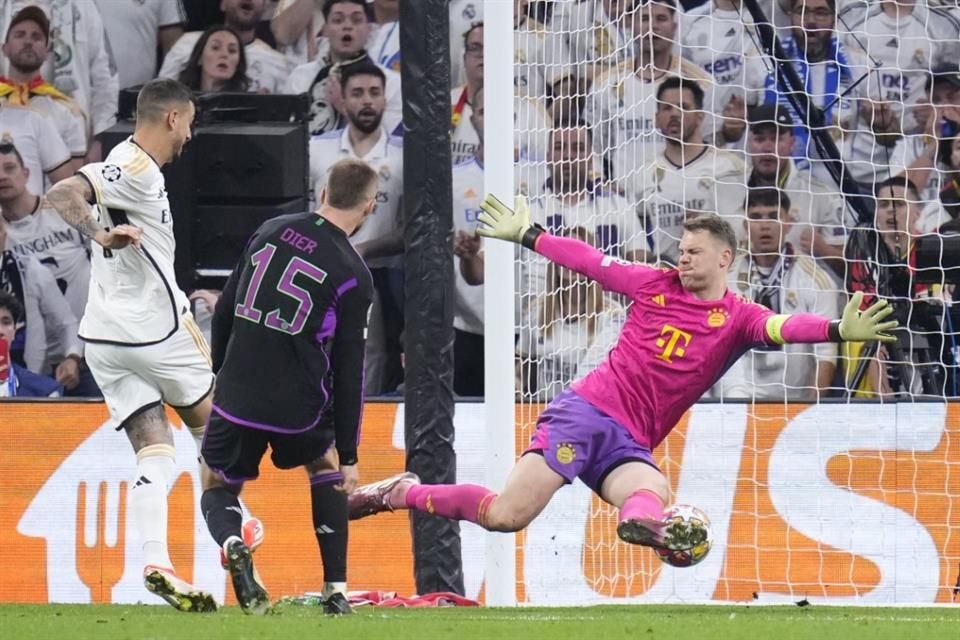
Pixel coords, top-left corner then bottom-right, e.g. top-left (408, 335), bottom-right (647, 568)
top-left (201, 487), bottom-right (243, 547)
top-left (310, 472), bottom-right (348, 584)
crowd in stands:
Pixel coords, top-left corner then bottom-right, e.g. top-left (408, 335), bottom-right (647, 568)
top-left (1, 0), bottom-right (959, 400)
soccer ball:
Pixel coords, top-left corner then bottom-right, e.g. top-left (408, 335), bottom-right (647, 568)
top-left (654, 504), bottom-right (713, 568)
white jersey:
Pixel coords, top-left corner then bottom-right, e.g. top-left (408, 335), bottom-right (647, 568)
top-left (0, 104), bottom-right (70, 195)
top-left (515, 18), bottom-right (572, 100)
top-left (449, 87), bottom-right (550, 166)
top-left (95, 0), bottom-right (186, 89)
top-left (309, 127), bottom-right (404, 269)
top-left (11, 94), bottom-right (88, 157)
top-left (519, 298), bottom-right (626, 402)
top-left (713, 253), bottom-right (841, 401)
top-left (368, 20), bottom-right (401, 73)
top-left (2, 198), bottom-right (91, 321)
top-left (632, 146), bottom-right (748, 264)
top-left (680, 4), bottom-right (769, 110)
top-left (272, 0), bottom-right (324, 66)
top-left (585, 57), bottom-right (717, 178)
top-left (77, 138), bottom-right (189, 344)
top-left (159, 32), bottom-right (291, 94)
top-left (451, 157), bottom-right (485, 335)
top-left (839, 3), bottom-right (960, 133)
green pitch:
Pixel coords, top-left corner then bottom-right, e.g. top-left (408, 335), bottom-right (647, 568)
top-left (1, 603), bottom-right (957, 640)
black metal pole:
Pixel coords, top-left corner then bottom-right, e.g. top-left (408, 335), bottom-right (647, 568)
top-left (399, 0), bottom-right (464, 595)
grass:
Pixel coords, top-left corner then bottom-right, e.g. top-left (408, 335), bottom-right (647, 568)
top-left (1, 603), bottom-right (959, 640)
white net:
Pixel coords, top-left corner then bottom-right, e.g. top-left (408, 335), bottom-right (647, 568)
top-left (508, 0), bottom-right (960, 604)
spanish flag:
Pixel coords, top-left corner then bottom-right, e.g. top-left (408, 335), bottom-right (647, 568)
top-left (0, 76), bottom-right (70, 106)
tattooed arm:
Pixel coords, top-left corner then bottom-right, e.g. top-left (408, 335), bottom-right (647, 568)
top-left (45, 176), bottom-right (142, 249)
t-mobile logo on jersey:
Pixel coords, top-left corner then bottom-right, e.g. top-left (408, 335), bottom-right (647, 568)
top-left (655, 324), bottom-right (692, 363)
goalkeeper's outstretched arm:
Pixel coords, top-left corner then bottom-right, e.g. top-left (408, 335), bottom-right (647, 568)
top-left (744, 291), bottom-right (898, 346)
top-left (478, 194), bottom-right (663, 297)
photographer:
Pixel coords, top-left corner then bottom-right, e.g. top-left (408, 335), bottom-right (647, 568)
top-left (844, 177), bottom-right (952, 397)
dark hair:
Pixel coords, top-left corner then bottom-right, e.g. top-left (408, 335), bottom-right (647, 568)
top-left (656, 76), bottom-right (704, 110)
top-left (0, 291), bottom-right (23, 322)
top-left (637, 0), bottom-right (677, 14)
top-left (0, 142), bottom-right (26, 168)
top-left (178, 25), bottom-right (250, 93)
top-left (136, 78), bottom-right (195, 124)
top-left (746, 187), bottom-right (791, 213)
top-left (338, 59), bottom-right (386, 92)
top-left (325, 159), bottom-right (378, 210)
top-left (550, 120), bottom-right (593, 143)
top-left (875, 175), bottom-right (920, 200)
top-left (323, 0), bottom-right (370, 20)
top-left (682, 214), bottom-right (738, 251)
top-left (790, 0), bottom-right (836, 13)
top-left (463, 21), bottom-right (483, 48)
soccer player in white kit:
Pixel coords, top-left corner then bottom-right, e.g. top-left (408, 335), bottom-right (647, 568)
top-left (44, 78), bottom-right (219, 612)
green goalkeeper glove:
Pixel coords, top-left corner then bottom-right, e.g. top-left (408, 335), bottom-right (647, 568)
top-left (478, 194), bottom-right (544, 249)
top-left (834, 291), bottom-right (899, 343)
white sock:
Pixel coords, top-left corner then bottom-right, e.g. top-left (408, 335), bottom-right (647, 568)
top-left (186, 424), bottom-right (205, 458)
top-left (322, 581), bottom-right (347, 598)
top-left (132, 444), bottom-right (177, 571)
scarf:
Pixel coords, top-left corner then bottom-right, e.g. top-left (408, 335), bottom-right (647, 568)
top-left (764, 35), bottom-right (852, 166)
top-left (746, 243), bottom-right (795, 314)
top-left (0, 75), bottom-right (70, 106)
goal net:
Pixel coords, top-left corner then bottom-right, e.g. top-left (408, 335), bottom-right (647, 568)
top-left (506, 0), bottom-right (960, 605)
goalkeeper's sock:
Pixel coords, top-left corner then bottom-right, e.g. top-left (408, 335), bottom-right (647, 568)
top-left (201, 487), bottom-right (243, 548)
top-left (310, 472), bottom-right (348, 584)
top-left (405, 484), bottom-right (497, 526)
top-left (619, 489), bottom-right (665, 523)
top-left (131, 444), bottom-right (177, 570)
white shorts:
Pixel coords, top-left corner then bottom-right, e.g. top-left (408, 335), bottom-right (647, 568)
top-left (85, 314), bottom-right (214, 428)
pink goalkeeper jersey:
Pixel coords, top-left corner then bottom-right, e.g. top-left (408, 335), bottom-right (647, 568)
top-left (535, 234), bottom-right (832, 449)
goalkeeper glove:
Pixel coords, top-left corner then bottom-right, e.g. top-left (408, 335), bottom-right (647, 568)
top-left (831, 291), bottom-right (899, 343)
top-left (478, 194), bottom-right (544, 249)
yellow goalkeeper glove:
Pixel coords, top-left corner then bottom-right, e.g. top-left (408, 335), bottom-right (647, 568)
top-left (835, 291), bottom-right (899, 343)
top-left (478, 194), bottom-right (544, 249)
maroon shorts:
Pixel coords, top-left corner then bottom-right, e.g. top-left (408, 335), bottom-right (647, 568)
top-left (524, 389), bottom-right (659, 494)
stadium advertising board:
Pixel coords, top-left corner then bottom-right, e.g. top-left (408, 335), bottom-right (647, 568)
top-left (1, 402), bottom-right (957, 605)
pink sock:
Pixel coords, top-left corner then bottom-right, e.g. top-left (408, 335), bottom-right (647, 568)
top-left (619, 489), bottom-right (665, 523)
top-left (405, 484), bottom-right (498, 526)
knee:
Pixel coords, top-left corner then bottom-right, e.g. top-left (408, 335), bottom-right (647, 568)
top-left (483, 500), bottom-right (530, 533)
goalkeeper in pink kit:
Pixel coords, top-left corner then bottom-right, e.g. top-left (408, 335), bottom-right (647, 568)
top-left (348, 195), bottom-right (898, 551)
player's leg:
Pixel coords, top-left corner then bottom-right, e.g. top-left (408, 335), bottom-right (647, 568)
top-left (599, 461), bottom-right (672, 547)
top-left (303, 448), bottom-right (352, 615)
top-left (199, 413), bottom-right (270, 614)
top-left (161, 318), bottom-right (264, 558)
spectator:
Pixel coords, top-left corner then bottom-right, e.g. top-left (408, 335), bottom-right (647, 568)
top-left (938, 135), bottom-right (960, 221)
top-left (681, 0), bottom-right (769, 149)
top-left (763, 0), bottom-right (869, 181)
top-left (713, 187), bottom-right (842, 401)
top-left (160, 0), bottom-right (290, 93)
top-left (451, 22), bottom-right (483, 166)
top-left (558, 0), bottom-right (636, 82)
top-left (309, 61), bottom-right (404, 394)
top-left (285, 0), bottom-right (402, 136)
top-left (746, 104), bottom-right (847, 271)
top-left (631, 76), bottom-right (746, 265)
top-left (367, 0), bottom-right (400, 71)
top-left (518, 227), bottom-right (626, 402)
top-left (0, 291), bottom-right (62, 397)
top-left (450, 90), bottom-right (485, 397)
top-left (585, 0), bottom-right (716, 178)
top-left (0, 5), bottom-right (87, 171)
top-left (514, 0), bottom-right (572, 100)
top-left (0, 0), bottom-right (119, 160)
top-left (0, 211), bottom-right (83, 393)
top-left (94, 0), bottom-right (187, 89)
top-left (178, 25), bottom-right (251, 93)
top-left (449, 0), bottom-right (482, 87)
top-left (271, 0), bottom-right (328, 65)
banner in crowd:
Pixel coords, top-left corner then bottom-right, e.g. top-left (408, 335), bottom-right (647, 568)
top-left (0, 402), bottom-right (957, 605)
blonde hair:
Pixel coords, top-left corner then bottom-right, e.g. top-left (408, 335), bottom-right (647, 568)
top-left (538, 226), bottom-right (605, 340)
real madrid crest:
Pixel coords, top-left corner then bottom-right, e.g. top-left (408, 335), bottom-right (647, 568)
top-left (379, 164), bottom-right (391, 181)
